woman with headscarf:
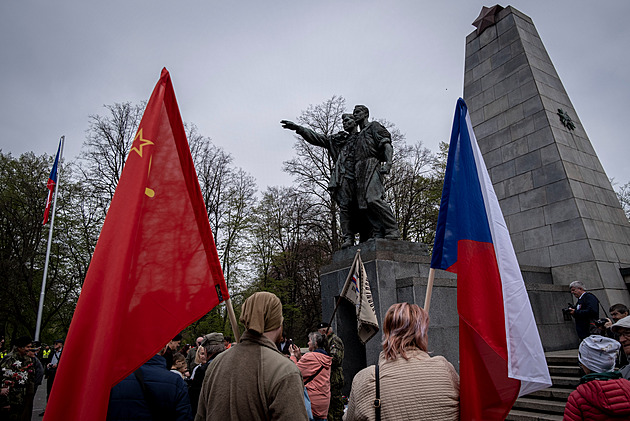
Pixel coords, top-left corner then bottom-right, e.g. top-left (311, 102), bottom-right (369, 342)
top-left (196, 292), bottom-right (308, 420)
top-left (344, 302), bottom-right (459, 420)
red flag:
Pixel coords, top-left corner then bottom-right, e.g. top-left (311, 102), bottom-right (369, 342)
top-left (44, 68), bottom-right (229, 421)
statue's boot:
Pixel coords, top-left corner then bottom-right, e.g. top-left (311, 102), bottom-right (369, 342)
top-left (384, 231), bottom-right (400, 240)
top-left (341, 236), bottom-right (355, 249)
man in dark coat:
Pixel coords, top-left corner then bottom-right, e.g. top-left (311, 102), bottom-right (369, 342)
top-left (569, 281), bottom-right (600, 340)
top-left (188, 333), bottom-right (225, 417)
top-left (107, 346), bottom-right (192, 421)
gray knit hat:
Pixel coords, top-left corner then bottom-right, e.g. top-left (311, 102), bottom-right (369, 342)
top-left (578, 335), bottom-right (620, 373)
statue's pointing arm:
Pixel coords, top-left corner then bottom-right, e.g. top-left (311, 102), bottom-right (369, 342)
top-left (280, 120), bottom-right (329, 149)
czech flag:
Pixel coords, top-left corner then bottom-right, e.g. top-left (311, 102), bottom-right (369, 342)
top-left (43, 140), bottom-right (61, 225)
top-left (431, 98), bottom-right (551, 420)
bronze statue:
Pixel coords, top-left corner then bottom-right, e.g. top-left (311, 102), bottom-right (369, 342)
top-left (281, 105), bottom-right (399, 248)
top-left (352, 105), bottom-right (400, 240)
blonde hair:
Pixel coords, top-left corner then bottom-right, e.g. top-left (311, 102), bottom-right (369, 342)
top-left (382, 303), bottom-right (429, 361)
top-left (195, 345), bottom-right (206, 364)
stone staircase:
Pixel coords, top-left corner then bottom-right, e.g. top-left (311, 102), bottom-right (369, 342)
top-left (506, 350), bottom-right (579, 421)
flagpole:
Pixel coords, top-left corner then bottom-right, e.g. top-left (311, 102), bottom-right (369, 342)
top-left (225, 298), bottom-right (240, 343)
top-left (424, 268), bottom-right (436, 313)
top-left (327, 249), bottom-right (360, 331)
top-left (35, 136), bottom-right (65, 342)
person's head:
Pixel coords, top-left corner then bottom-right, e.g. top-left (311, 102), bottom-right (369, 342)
top-left (307, 332), bottom-right (326, 352)
top-left (240, 292), bottom-right (284, 343)
top-left (318, 322), bottom-right (331, 337)
top-left (171, 352), bottom-right (186, 372)
top-left (14, 336), bottom-right (33, 356)
top-left (195, 345), bottom-right (207, 365)
top-left (353, 105), bottom-right (369, 122)
top-left (612, 316), bottom-right (630, 356)
top-left (569, 281), bottom-right (586, 299)
top-left (382, 303), bottom-right (429, 361)
top-left (578, 335), bottom-right (620, 374)
top-left (201, 333), bottom-right (226, 360)
top-left (53, 339), bottom-right (64, 350)
top-left (168, 333), bottom-right (183, 351)
top-left (342, 113), bottom-right (357, 133)
top-left (223, 335), bottom-right (232, 347)
top-left (195, 336), bottom-right (204, 347)
top-left (609, 304), bottom-right (629, 322)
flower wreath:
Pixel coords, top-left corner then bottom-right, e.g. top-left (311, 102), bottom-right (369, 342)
top-left (2, 359), bottom-right (34, 389)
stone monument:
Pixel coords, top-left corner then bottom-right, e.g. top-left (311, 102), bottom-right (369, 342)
top-left (320, 4), bottom-right (630, 396)
top-left (463, 5), bottom-right (630, 307)
top-left (282, 105), bottom-right (400, 249)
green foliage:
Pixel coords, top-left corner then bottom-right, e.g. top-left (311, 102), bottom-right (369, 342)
top-left (1, 97), bottom-right (448, 352)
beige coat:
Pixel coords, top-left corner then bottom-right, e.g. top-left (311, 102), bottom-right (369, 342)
top-left (344, 348), bottom-right (459, 421)
top-left (195, 330), bottom-right (308, 421)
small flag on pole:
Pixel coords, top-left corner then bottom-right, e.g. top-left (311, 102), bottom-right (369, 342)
top-left (340, 250), bottom-right (379, 344)
top-left (431, 98), bottom-right (551, 420)
top-left (43, 140), bottom-right (61, 225)
top-left (44, 68), bottom-right (230, 421)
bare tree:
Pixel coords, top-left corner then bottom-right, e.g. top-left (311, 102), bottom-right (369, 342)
top-left (283, 95), bottom-right (346, 251)
top-left (78, 102), bottom-right (145, 217)
top-left (615, 181), bottom-right (630, 220)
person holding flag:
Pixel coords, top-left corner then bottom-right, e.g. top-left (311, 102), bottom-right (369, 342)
top-left (429, 98), bottom-right (551, 420)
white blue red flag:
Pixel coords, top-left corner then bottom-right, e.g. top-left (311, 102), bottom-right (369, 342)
top-left (43, 140), bottom-right (61, 225)
top-left (431, 98), bottom-right (551, 420)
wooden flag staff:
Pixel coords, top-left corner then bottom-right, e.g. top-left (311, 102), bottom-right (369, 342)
top-left (327, 249), bottom-right (360, 331)
top-left (225, 298), bottom-right (241, 343)
top-left (424, 268), bottom-right (436, 313)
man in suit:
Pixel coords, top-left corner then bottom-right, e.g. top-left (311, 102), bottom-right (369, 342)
top-left (569, 281), bottom-right (599, 340)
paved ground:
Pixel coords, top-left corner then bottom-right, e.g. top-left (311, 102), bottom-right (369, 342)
top-left (31, 378), bottom-right (47, 420)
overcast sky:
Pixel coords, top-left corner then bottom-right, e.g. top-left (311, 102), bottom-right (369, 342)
top-left (1, 1), bottom-right (628, 190)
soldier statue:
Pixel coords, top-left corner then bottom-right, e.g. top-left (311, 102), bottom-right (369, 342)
top-left (282, 104), bottom-right (399, 248)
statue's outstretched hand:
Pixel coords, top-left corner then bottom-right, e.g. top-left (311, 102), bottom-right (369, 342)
top-left (380, 162), bottom-right (392, 174)
top-left (281, 120), bottom-right (299, 131)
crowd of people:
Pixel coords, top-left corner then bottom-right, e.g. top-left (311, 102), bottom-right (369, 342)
top-left (109, 294), bottom-right (459, 420)
top-left (0, 337), bottom-right (63, 420)
top-left (564, 280), bottom-right (630, 419)
top-left (7, 284), bottom-right (630, 420)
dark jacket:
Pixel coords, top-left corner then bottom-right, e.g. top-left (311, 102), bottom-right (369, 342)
top-left (563, 371), bottom-right (630, 420)
top-left (107, 354), bottom-right (192, 421)
top-left (573, 292), bottom-right (599, 340)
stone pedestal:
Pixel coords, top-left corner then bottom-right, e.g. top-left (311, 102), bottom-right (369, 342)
top-left (320, 239), bottom-right (578, 394)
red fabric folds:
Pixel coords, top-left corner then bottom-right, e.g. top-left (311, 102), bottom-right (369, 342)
top-left (454, 240), bottom-right (520, 420)
top-left (44, 68), bottom-right (229, 421)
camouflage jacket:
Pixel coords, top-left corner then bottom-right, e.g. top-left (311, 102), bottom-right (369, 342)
top-left (326, 332), bottom-right (345, 390)
top-left (1, 350), bottom-right (35, 407)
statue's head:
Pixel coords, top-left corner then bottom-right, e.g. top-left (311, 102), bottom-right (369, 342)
top-left (353, 105), bottom-right (369, 121)
top-left (342, 113), bottom-right (357, 133)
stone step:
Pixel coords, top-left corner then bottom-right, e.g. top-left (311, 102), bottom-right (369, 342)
top-left (506, 409), bottom-right (564, 421)
top-left (550, 375), bottom-right (580, 388)
top-left (513, 397), bottom-right (567, 414)
top-left (547, 365), bottom-right (581, 377)
top-left (545, 354), bottom-right (577, 366)
top-left (528, 387), bottom-right (574, 401)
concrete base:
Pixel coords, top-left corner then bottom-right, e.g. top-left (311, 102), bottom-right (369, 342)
top-left (321, 239), bottom-right (580, 395)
